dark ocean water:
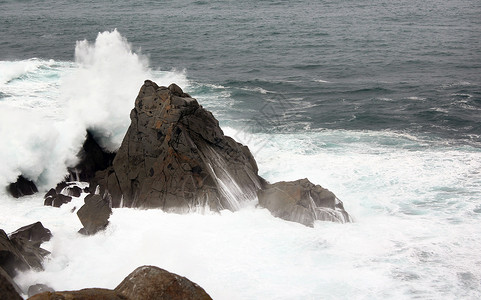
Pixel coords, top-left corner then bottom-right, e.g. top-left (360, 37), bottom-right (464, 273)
top-left (1, 0), bottom-right (480, 143)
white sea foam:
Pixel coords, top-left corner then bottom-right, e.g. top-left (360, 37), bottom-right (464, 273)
top-left (4, 128), bottom-right (481, 299)
top-left (0, 30), bottom-right (188, 189)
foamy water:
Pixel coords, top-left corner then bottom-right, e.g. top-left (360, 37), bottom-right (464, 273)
top-left (1, 31), bottom-right (481, 299)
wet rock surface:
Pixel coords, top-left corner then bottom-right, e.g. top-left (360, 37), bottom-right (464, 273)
top-left (28, 288), bottom-right (127, 300)
top-left (0, 221), bottom-right (51, 298)
top-left (115, 265), bottom-right (212, 300)
top-left (91, 81), bottom-right (264, 211)
top-left (7, 175), bottom-right (38, 198)
top-left (257, 178), bottom-right (352, 226)
top-left (77, 194), bottom-right (112, 235)
top-left (28, 265), bottom-right (212, 300)
top-left (0, 267), bottom-right (22, 300)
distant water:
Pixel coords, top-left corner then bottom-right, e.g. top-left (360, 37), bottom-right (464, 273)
top-left (1, 0), bottom-right (481, 299)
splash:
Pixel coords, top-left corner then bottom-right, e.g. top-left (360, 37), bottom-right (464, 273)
top-left (0, 30), bottom-right (188, 190)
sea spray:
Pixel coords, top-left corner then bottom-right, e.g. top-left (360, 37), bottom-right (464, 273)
top-left (0, 30), bottom-right (188, 189)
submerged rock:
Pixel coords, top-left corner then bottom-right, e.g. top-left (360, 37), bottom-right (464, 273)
top-left (7, 175), bottom-right (38, 198)
top-left (77, 194), bottom-right (112, 235)
top-left (91, 81), bottom-right (264, 211)
top-left (257, 178), bottom-right (351, 226)
top-left (115, 265), bottom-right (212, 300)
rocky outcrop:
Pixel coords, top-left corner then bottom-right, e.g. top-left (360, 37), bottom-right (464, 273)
top-left (257, 179), bottom-right (351, 226)
top-left (29, 265), bottom-right (212, 300)
top-left (90, 81), bottom-right (264, 211)
top-left (0, 222), bottom-right (51, 297)
top-left (77, 194), bottom-right (112, 235)
top-left (7, 175), bottom-right (38, 198)
top-left (115, 265), bottom-right (212, 300)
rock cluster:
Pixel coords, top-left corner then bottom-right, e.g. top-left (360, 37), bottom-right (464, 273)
top-left (9, 81), bottom-right (352, 233)
top-left (90, 81), bottom-right (264, 211)
top-left (28, 265), bottom-right (212, 300)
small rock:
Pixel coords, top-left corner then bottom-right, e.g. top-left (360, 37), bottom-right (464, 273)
top-left (66, 186), bottom-right (82, 197)
top-left (115, 265), bottom-right (212, 300)
top-left (44, 188), bottom-right (56, 199)
top-left (52, 194), bottom-right (73, 208)
top-left (77, 194), bottom-right (112, 235)
top-left (28, 284), bottom-right (55, 298)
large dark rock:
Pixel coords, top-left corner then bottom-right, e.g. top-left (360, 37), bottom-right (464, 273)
top-left (77, 194), bottom-right (112, 235)
top-left (28, 288), bottom-right (127, 300)
top-left (257, 178), bottom-right (352, 226)
top-left (0, 222), bottom-right (51, 278)
top-left (67, 130), bottom-right (116, 182)
top-left (90, 81), bottom-right (264, 211)
top-left (0, 267), bottom-right (22, 300)
top-left (115, 265), bottom-right (212, 300)
top-left (7, 175), bottom-right (38, 198)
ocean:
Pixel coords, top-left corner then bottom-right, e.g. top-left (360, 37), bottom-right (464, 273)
top-left (1, 0), bottom-right (480, 299)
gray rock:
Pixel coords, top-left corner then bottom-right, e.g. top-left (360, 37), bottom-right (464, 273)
top-left (77, 194), bottom-right (112, 235)
top-left (257, 178), bottom-right (352, 226)
top-left (28, 284), bottom-right (55, 298)
top-left (115, 265), bottom-right (212, 300)
top-left (90, 80), bottom-right (264, 212)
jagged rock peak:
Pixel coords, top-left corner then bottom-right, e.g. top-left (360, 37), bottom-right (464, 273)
top-left (90, 80), bottom-right (265, 212)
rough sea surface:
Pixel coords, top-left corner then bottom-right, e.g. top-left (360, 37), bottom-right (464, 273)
top-left (1, 0), bottom-right (480, 299)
